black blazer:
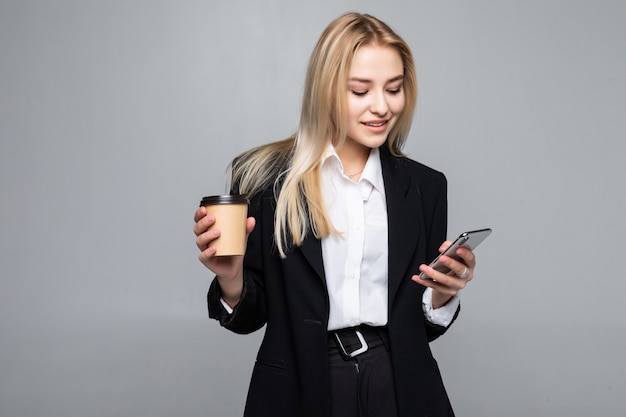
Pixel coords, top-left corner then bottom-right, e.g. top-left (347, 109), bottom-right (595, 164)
top-left (208, 147), bottom-right (458, 417)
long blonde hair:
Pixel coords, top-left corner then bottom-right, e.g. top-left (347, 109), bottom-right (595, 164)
top-left (231, 13), bottom-right (418, 257)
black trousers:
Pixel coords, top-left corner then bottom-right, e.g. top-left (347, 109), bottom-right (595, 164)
top-left (328, 326), bottom-right (399, 417)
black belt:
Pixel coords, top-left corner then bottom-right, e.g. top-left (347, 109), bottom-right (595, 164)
top-left (328, 325), bottom-right (389, 361)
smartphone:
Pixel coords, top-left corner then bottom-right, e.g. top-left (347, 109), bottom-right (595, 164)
top-left (419, 228), bottom-right (492, 279)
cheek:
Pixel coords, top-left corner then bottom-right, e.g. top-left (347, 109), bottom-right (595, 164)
top-left (390, 94), bottom-right (406, 115)
top-left (346, 97), bottom-right (367, 120)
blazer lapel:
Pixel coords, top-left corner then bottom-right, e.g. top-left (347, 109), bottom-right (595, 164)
top-left (297, 234), bottom-right (325, 281)
top-left (380, 148), bottom-right (424, 305)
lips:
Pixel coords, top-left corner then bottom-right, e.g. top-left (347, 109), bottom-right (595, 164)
top-left (362, 120), bottom-right (388, 127)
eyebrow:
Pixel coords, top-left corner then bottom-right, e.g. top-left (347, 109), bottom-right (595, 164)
top-left (348, 75), bottom-right (404, 84)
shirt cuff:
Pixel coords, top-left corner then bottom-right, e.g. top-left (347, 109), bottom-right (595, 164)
top-left (220, 298), bottom-right (234, 315)
top-left (422, 287), bottom-right (460, 328)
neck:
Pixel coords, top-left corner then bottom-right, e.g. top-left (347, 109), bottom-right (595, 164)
top-left (333, 142), bottom-right (371, 179)
top-left (344, 167), bottom-right (364, 180)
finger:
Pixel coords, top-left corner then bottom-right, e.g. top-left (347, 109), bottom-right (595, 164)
top-left (193, 213), bottom-right (216, 237)
top-left (438, 255), bottom-right (473, 281)
top-left (455, 247), bottom-right (476, 268)
top-left (438, 254), bottom-right (465, 273)
top-left (194, 206), bottom-right (207, 223)
top-left (196, 228), bottom-right (220, 251)
top-left (412, 272), bottom-right (462, 296)
top-left (198, 246), bottom-right (217, 264)
top-left (415, 264), bottom-right (468, 290)
top-left (245, 217), bottom-right (256, 235)
top-left (439, 240), bottom-right (453, 253)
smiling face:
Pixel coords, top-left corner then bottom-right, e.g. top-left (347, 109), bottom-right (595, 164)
top-left (341, 44), bottom-right (406, 156)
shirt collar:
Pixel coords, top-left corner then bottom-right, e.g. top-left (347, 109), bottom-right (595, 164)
top-left (322, 144), bottom-right (385, 195)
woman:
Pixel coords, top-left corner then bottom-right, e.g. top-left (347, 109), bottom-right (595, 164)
top-left (193, 12), bottom-right (476, 417)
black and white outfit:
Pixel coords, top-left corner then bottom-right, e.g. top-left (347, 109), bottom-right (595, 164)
top-left (209, 145), bottom-right (460, 417)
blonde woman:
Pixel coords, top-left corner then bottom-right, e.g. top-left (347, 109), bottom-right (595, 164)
top-left (194, 12), bottom-right (477, 417)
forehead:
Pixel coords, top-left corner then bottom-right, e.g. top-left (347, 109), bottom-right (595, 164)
top-left (349, 44), bottom-right (404, 79)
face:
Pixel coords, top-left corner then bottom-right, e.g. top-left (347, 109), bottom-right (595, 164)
top-left (342, 44), bottom-right (405, 154)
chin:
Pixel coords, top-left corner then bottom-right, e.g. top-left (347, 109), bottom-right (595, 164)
top-left (363, 134), bottom-right (390, 149)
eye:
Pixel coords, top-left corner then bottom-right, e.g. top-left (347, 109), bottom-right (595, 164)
top-left (387, 86), bottom-right (402, 95)
top-left (351, 90), bottom-right (368, 97)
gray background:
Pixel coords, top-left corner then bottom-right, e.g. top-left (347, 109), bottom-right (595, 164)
top-left (1, 0), bottom-right (624, 416)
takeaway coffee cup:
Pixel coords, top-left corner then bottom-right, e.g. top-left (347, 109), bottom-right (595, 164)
top-left (200, 195), bottom-right (249, 256)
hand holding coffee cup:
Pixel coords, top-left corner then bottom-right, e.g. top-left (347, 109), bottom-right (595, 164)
top-left (194, 194), bottom-right (253, 307)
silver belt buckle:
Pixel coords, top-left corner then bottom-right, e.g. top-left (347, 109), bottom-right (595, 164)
top-left (334, 329), bottom-right (369, 359)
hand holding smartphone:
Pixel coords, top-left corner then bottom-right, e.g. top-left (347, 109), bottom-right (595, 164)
top-left (419, 228), bottom-right (492, 280)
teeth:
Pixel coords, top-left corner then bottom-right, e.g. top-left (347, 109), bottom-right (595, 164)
top-left (366, 122), bottom-right (385, 127)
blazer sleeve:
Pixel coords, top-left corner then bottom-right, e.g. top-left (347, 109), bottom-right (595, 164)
top-left (421, 171), bottom-right (462, 341)
top-left (424, 305), bottom-right (461, 342)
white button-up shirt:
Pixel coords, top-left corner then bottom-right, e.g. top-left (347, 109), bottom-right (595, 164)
top-left (321, 146), bottom-right (389, 330)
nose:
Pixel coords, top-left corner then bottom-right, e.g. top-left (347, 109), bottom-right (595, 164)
top-left (369, 90), bottom-right (389, 116)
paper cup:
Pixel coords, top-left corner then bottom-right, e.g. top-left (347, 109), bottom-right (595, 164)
top-left (200, 195), bottom-right (249, 256)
